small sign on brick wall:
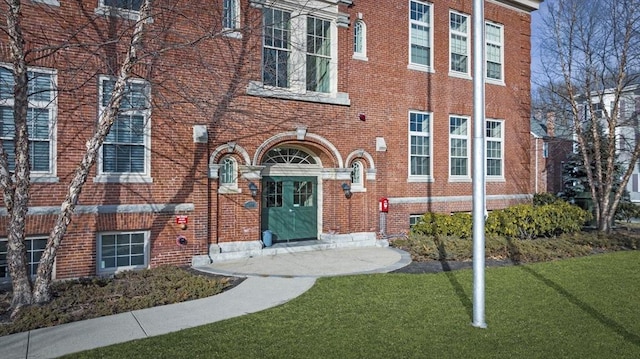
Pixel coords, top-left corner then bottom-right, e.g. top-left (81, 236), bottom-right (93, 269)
top-left (175, 215), bottom-right (188, 225)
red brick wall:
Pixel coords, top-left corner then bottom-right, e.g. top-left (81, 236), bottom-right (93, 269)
top-left (1, 0), bottom-right (535, 278)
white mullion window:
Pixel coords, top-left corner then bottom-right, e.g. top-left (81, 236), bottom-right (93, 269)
top-left (485, 22), bottom-right (504, 84)
top-left (350, 160), bottom-right (365, 191)
top-left (449, 11), bottom-right (469, 76)
top-left (0, 66), bottom-right (57, 180)
top-left (306, 16), bottom-right (332, 93)
top-left (262, 8), bottom-right (291, 89)
top-left (486, 119), bottom-right (504, 179)
top-left (449, 115), bottom-right (470, 179)
top-left (0, 237), bottom-right (48, 281)
top-left (223, 0), bottom-right (240, 29)
top-left (101, 0), bottom-right (142, 11)
top-left (353, 20), bottom-right (368, 60)
top-left (409, 111), bottom-right (432, 180)
top-left (97, 231), bottom-right (149, 274)
top-left (219, 156), bottom-right (241, 194)
top-left (97, 76), bottom-right (151, 183)
top-left (408, 0), bottom-right (433, 71)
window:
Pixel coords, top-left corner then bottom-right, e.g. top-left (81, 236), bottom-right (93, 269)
top-left (485, 22), bottom-right (503, 82)
top-left (409, 0), bottom-right (432, 71)
top-left (263, 8), bottom-right (291, 89)
top-left (449, 116), bottom-right (470, 178)
top-left (306, 16), bottom-right (331, 93)
top-left (0, 237), bottom-right (48, 281)
top-left (97, 231), bottom-right (149, 274)
top-left (0, 66), bottom-right (56, 178)
top-left (223, 0), bottom-right (240, 29)
top-left (250, 3), bottom-right (348, 105)
top-left (409, 214), bottom-right (423, 229)
top-left (97, 76), bottom-right (151, 182)
top-left (353, 20), bottom-right (368, 60)
top-left (486, 120), bottom-right (504, 178)
top-left (409, 111), bottom-right (432, 179)
top-left (450, 12), bottom-right (469, 75)
top-left (219, 156), bottom-right (239, 193)
top-left (351, 160), bottom-right (364, 190)
top-left (102, 0), bottom-right (142, 11)
top-left (542, 142), bottom-right (549, 159)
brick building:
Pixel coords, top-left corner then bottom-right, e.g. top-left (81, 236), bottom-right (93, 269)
top-left (0, 0), bottom-right (541, 280)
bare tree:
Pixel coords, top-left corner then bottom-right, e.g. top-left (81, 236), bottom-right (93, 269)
top-left (1, 0), bottom-right (155, 310)
top-left (537, 0), bottom-right (640, 232)
top-left (1, 0), bottom-right (341, 311)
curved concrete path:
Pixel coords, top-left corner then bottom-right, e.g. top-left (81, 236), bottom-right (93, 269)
top-left (1, 246), bottom-right (411, 358)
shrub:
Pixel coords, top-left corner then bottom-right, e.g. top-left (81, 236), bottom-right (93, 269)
top-left (615, 201), bottom-right (640, 222)
top-left (412, 202), bottom-right (590, 240)
top-left (533, 192), bottom-right (561, 206)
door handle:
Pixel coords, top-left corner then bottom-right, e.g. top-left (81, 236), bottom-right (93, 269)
top-left (289, 209), bottom-right (294, 212)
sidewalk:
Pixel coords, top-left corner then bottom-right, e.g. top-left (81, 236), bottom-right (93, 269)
top-left (1, 246), bottom-right (411, 359)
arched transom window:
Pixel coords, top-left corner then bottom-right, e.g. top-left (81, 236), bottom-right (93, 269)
top-left (262, 147), bottom-right (317, 165)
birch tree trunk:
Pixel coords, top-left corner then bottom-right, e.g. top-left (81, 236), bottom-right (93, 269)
top-left (31, 0), bottom-right (154, 304)
top-left (3, 0), bottom-right (34, 310)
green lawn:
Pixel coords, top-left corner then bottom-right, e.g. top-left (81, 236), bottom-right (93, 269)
top-left (66, 251), bottom-right (640, 359)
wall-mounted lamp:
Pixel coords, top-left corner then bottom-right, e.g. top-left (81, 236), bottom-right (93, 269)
top-left (358, 113), bottom-right (366, 121)
top-left (341, 182), bottom-right (352, 199)
top-left (248, 182), bottom-right (258, 198)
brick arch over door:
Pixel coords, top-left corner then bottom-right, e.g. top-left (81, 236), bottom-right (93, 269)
top-left (252, 131), bottom-right (344, 168)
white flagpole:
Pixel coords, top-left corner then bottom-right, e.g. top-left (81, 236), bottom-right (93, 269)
top-left (472, 0), bottom-right (487, 329)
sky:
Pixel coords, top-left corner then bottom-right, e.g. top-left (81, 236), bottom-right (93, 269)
top-left (530, 0), bottom-right (551, 89)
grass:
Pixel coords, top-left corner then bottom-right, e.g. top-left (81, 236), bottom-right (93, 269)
top-left (64, 251), bottom-right (640, 359)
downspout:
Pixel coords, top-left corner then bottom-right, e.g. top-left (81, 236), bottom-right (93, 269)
top-left (535, 136), bottom-right (539, 194)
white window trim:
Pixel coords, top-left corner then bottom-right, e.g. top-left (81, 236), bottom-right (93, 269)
top-left (408, 110), bottom-right (433, 182)
top-left (97, 231), bottom-right (150, 275)
top-left (486, 118), bottom-right (505, 181)
top-left (248, 2), bottom-right (349, 105)
top-left (95, 1), bottom-right (143, 21)
top-left (219, 156), bottom-right (242, 194)
top-left (449, 115), bottom-right (471, 181)
top-left (0, 64), bottom-right (58, 182)
top-left (449, 11), bottom-right (471, 79)
top-left (0, 236), bottom-right (53, 283)
top-left (223, 0), bottom-right (243, 39)
top-left (33, 0), bottom-right (60, 5)
top-left (350, 160), bottom-right (366, 192)
top-left (409, 214), bottom-right (422, 229)
top-left (95, 75), bottom-right (152, 183)
top-left (485, 21), bottom-right (505, 86)
top-left (352, 19), bottom-right (368, 61)
top-left (407, 0), bottom-right (434, 73)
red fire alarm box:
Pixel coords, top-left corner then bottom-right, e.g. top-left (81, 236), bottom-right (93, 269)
top-left (379, 197), bottom-right (389, 212)
top-left (175, 215), bottom-right (188, 225)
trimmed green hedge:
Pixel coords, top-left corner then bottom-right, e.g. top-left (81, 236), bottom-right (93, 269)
top-left (411, 201), bottom-right (592, 240)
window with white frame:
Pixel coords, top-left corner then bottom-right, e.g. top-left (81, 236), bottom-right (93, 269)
top-left (0, 66), bottom-right (56, 178)
top-left (450, 11), bottom-right (469, 75)
top-left (485, 22), bottom-right (503, 82)
top-left (223, 0), bottom-right (240, 29)
top-left (0, 237), bottom-right (48, 281)
top-left (97, 76), bottom-right (151, 182)
top-left (262, 8), bottom-right (334, 94)
top-left (409, 0), bottom-right (432, 70)
top-left (409, 214), bottom-right (423, 229)
top-left (486, 120), bottom-right (504, 177)
top-left (353, 20), bottom-right (367, 60)
top-left (449, 115), bottom-right (469, 178)
top-left (263, 8), bottom-right (291, 88)
top-left (219, 156), bottom-right (240, 193)
top-left (351, 160), bottom-right (364, 190)
top-left (97, 231), bottom-right (149, 273)
top-left (409, 111), bottom-right (432, 179)
top-left (306, 16), bottom-right (332, 93)
top-left (101, 0), bottom-right (142, 11)
top-left (542, 142), bottom-right (549, 158)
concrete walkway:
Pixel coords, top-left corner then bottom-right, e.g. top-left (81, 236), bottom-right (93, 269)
top-left (1, 246), bottom-right (411, 358)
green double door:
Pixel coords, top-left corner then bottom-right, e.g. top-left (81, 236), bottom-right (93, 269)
top-left (261, 176), bottom-right (318, 242)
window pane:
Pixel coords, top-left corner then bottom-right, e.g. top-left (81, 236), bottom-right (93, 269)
top-left (104, 0), bottom-right (142, 10)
